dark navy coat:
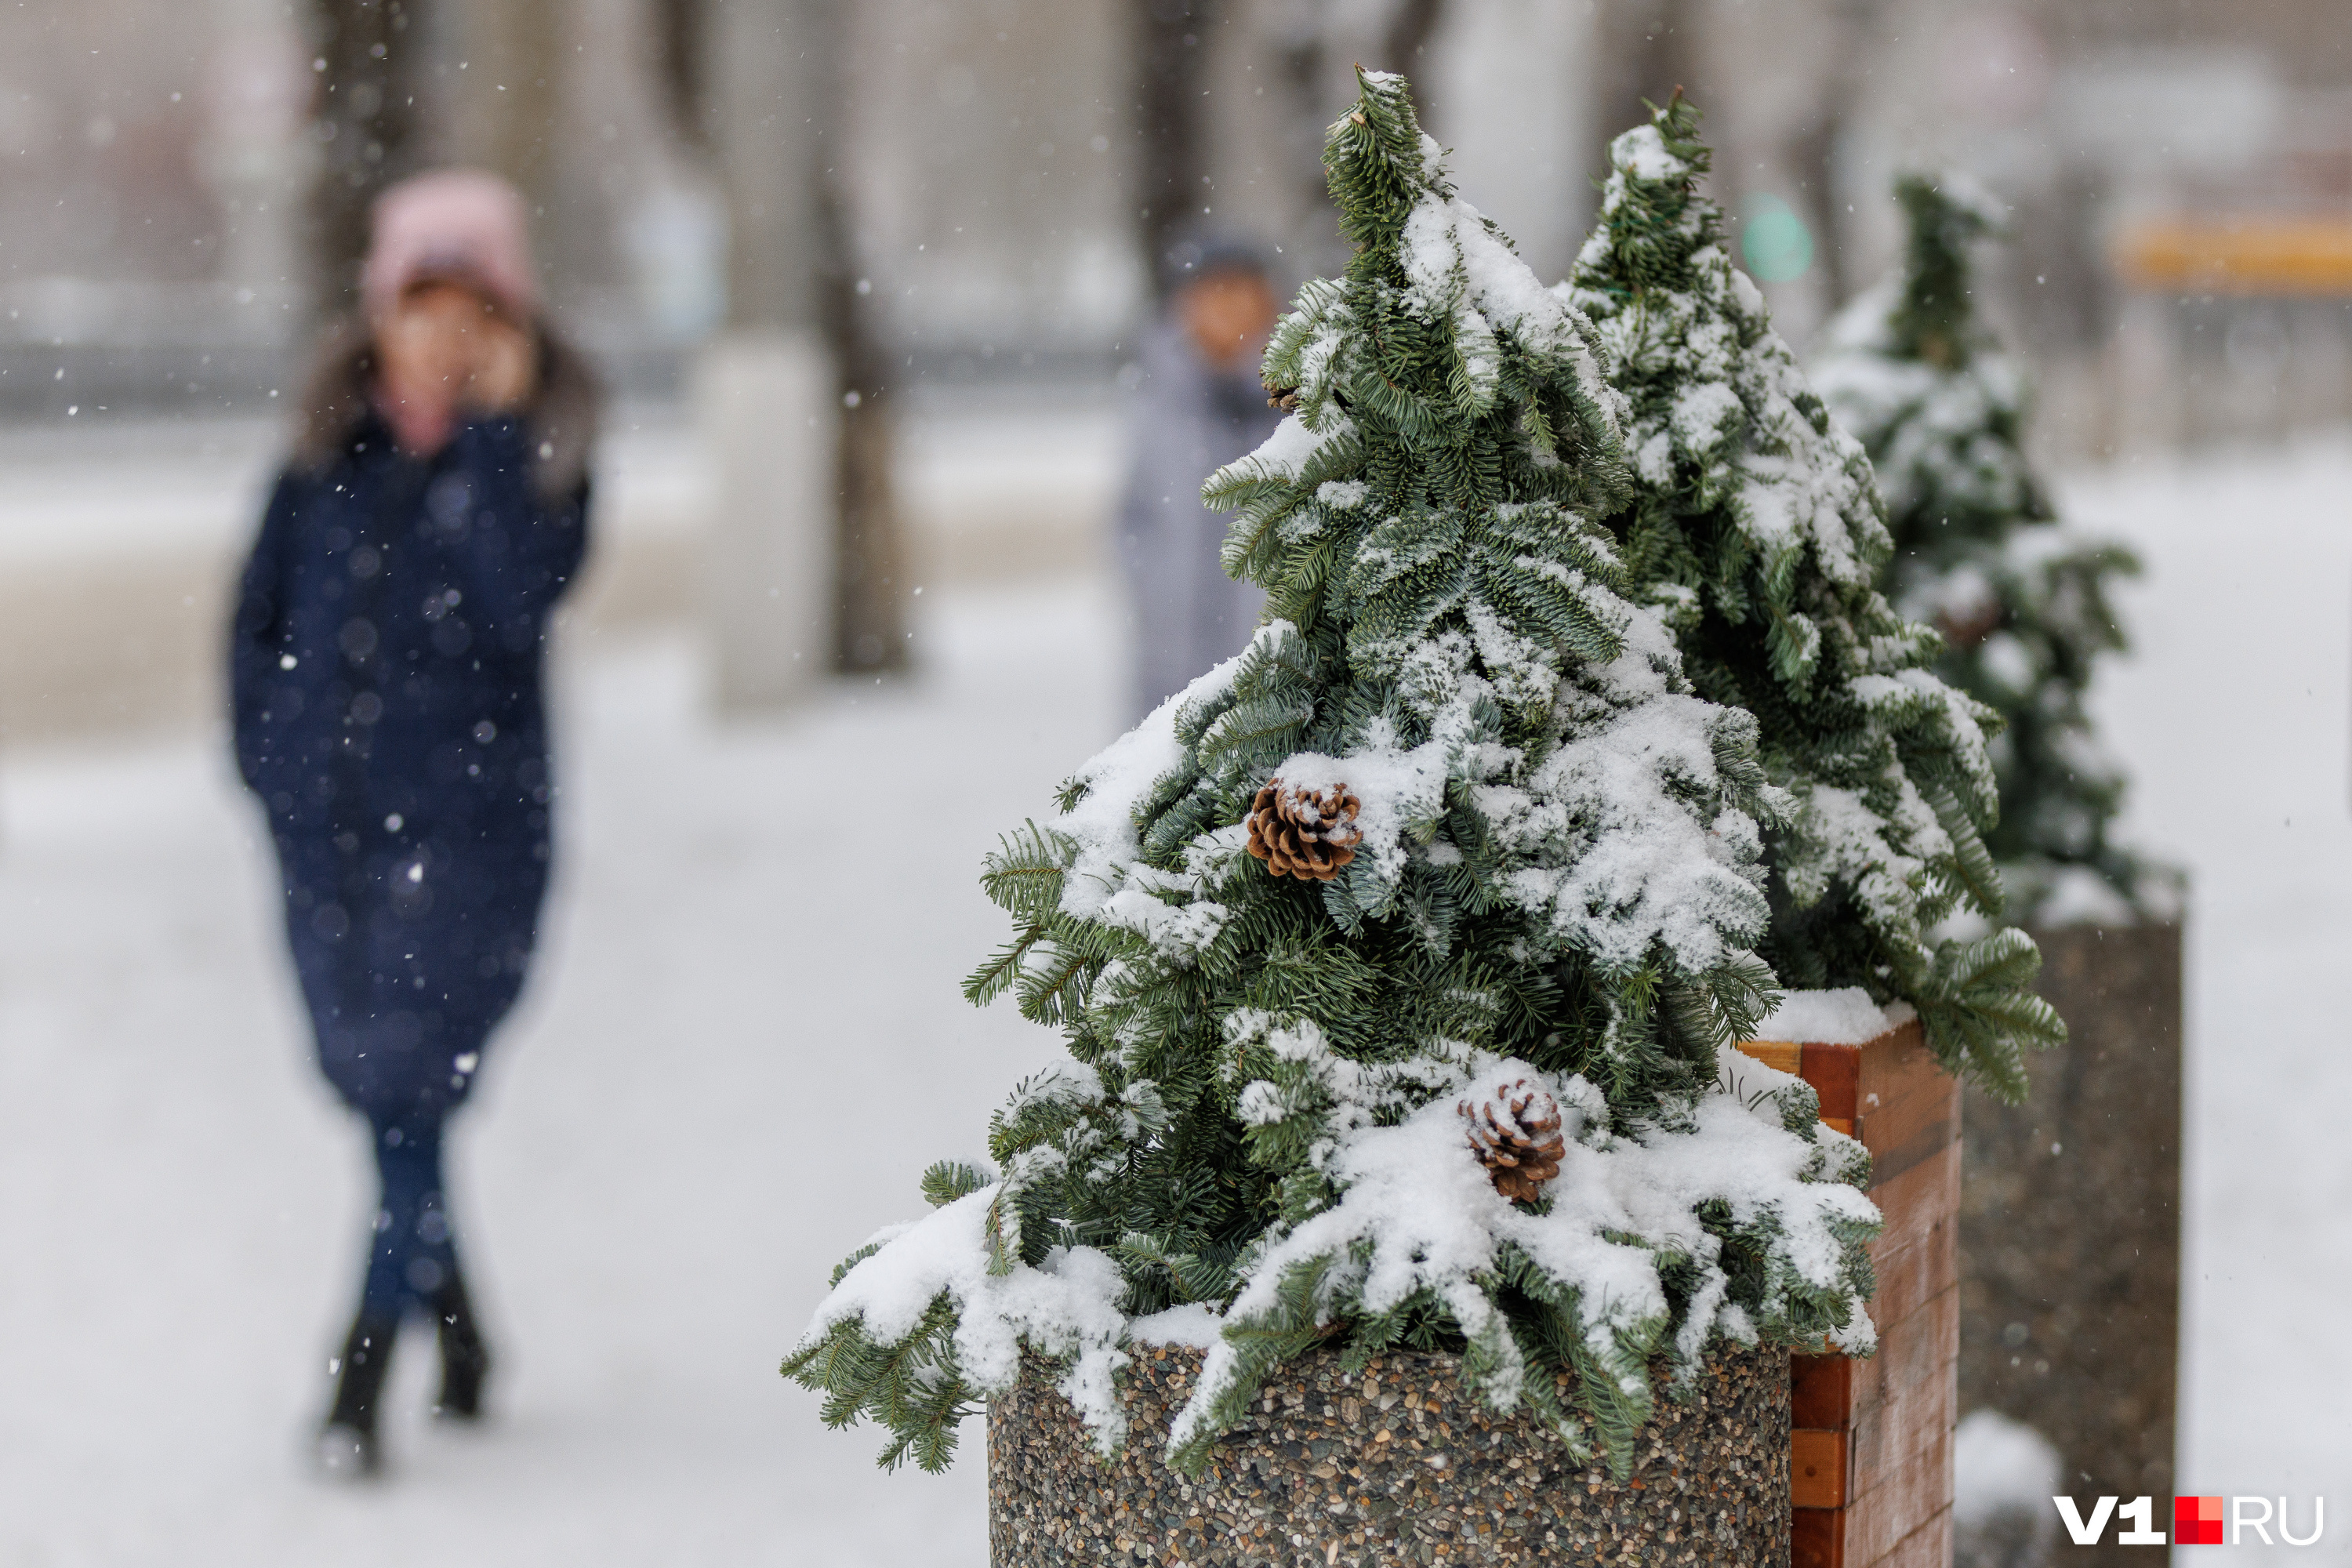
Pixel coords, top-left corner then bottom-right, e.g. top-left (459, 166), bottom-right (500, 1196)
top-left (233, 392), bottom-right (590, 1120)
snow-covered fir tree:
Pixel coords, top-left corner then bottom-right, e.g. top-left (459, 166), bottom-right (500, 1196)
top-left (785, 71), bottom-right (1877, 1481)
top-left (1566, 100), bottom-right (2063, 1099)
top-left (1813, 173), bottom-right (2168, 925)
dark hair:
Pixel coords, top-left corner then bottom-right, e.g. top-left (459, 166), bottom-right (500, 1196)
top-left (1163, 230), bottom-right (1273, 289)
top-left (289, 312), bottom-right (602, 498)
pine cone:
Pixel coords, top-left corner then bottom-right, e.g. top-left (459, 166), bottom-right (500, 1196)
top-left (1245, 778), bottom-right (1363, 881)
top-left (1934, 600), bottom-right (2004, 652)
top-left (1459, 1079), bottom-right (1566, 1203)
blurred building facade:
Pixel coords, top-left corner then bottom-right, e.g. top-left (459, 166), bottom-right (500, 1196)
top-left (5, 0), bottom-right (2351, 748)
top-left (5, 0), bottom-right (2352, 456)
top-left (1815, 0), bottom-right (2352, 455)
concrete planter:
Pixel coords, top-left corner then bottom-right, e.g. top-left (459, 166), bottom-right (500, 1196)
top-left (1958, 921), bottom-right (2183, 1564)
top-left (988, 1341), bottom-right (1791, 1566)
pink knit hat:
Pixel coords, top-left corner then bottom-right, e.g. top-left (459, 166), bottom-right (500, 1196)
top-left (361, 169), bottom-right (539, 324)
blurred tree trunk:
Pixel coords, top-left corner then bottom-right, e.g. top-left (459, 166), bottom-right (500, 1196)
top-left (694, 0), bottom-right (906, 685)
top-left (1788, 0), bottom-right (1888, 310)
top-left (1383, 0), bottom-right (1446, 111)
top-left (446, 0), bottom-right (564, 204)
top-left (806, 2), bottom-right (906, 673)
top-left (1594, 0), bottom-right (1696, 147)
top-left (702, 0), bottom-right (815, 328)
top-left (1789, 113), bottom-right (1847, 309)
top-left (310, 0), bottom-right (431, 314)
top-left (1262, 0), bottom-right (1448, 281)
top-left (1134, 0), bottom-right (1221, 296)
top-left (823, 267), bottom-right (906, 674)
top-left (653, 0), bottom-right (713, 151)
top-left (1287, 1), bottom-right (1449, 122)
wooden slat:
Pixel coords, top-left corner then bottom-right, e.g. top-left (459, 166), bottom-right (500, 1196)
top-left (1855, 1078), bottom-right (1955, 1188)
top-left (1856, 1029), bottom-right (1955, 1188)
top-left (1737, 1040), bottom-right (1804, 1076)
top-left (1869, 1508), bottom-right (1955, 1568)
top-left (1793, 1505), bottom-right (1845, 1568)
top-left (1853, 1018), bottom-right (1934, 1122)
top-left (1801, 1042), bottom-right (1862, 1122)
top-left (1791, 1352), bottom-right (1853, 1429)
top-left (1849, 1290), bottom-right (1958, 1480)
top-left (1850, 1286), bottom-right (1957, 1413)
top-left (1842, 1425), bottom-right (1954, 1568)
top-left (1864, 1142), bottom-right (1962, 1332)
top-left (1792, 1428), bottom-right (1850, 1508)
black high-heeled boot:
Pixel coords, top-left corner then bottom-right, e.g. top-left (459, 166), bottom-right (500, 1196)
top-left (318, 1314), bottom-right (401, 1477)
top-left (430, 1267), bottom-right (492, 1421)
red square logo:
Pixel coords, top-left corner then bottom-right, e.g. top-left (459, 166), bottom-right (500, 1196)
top-left (2176, 1495), bottom-right (2225, 1545)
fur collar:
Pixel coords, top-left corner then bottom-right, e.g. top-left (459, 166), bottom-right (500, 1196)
top-left (291, 312), bottom-right (602, 496)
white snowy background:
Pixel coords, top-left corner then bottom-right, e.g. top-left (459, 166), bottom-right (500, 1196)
top-left (3, 433), bottom-right (2350, 1563)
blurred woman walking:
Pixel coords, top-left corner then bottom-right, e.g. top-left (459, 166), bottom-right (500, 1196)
top-left (229, 171), bottom-right (597, 1477)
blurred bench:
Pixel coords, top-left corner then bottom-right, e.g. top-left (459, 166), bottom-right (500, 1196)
top-left (2115, 216), bottom-right (2352, 296)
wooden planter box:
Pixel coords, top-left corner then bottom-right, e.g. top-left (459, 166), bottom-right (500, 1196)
top-left (989, 1341), bottom-right (1790, 1566)
top-left (1739, 1018), bottom-right (1960, 1568)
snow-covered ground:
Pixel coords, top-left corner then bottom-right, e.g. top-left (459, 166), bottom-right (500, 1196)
top-left (0, 585), bottom-right (1115, 1566)
top-left (2062, 439), bottom-right (2352, 1556)
top-left (1, 436), bottom-right (2349, 1563)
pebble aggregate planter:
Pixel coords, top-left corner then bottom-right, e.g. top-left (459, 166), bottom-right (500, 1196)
top-left (988, 1341), bottom-right (1791, 1566)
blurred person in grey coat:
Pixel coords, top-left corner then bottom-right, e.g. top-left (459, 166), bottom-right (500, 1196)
top-left (1116, 235), bottom-right (1285, 718)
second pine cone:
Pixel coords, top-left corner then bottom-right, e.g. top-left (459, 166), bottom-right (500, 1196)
top-left (1461, 1078), bottom-right (1566, 1203)
top-left (1246, 777), bottom-right (1363, 881)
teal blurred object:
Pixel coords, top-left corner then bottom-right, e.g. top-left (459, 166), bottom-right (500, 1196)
top-left (1741, 192), bottom-right (1814, 281)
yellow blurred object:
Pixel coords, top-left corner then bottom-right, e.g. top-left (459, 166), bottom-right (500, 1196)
top-left (2115, 216), bottom-right (2352, 296)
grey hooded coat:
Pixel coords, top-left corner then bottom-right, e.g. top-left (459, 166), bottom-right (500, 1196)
top-left (1113, 320), bottom-right (1283, 719)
